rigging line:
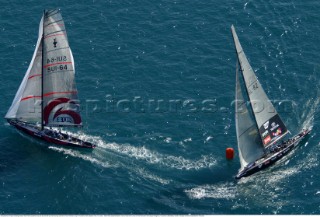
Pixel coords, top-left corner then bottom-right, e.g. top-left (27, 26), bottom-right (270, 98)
top-left (44, 10), bottom-right (60, 18)
top-left (238, 124), bottom-right (259, 138)
top-left (46, 23), bottom-right (65, 29)
top-left (21, 95), bottom-right (41, 101)
top-left (44, 19), bottom-right (63, 27)
top-left (44, 31), bottom-right (66, 39)
top-left (44, 19), bottom-right (64, 27)
top-left (43, 61), bottom-right (72, 68)
top-left (28, 74), bottom-right (42, 79)
top-left (41, 10), bottom-right (45, 131)
top-left (43, 91), bottom-right (78, 97)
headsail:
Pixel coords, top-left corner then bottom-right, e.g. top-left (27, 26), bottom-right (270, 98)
top-left (235, 61), bottom-right (265, 169)
top-left (231, 25), bottom-right (288, 148)
top-left (42, 10), bottom-right (82, 127)
top-left (5, 17), bottom-right (44, 123)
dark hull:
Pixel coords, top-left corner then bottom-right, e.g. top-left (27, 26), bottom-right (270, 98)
top-left (8, 119), bottom-right (95, 149)
top-left (236, 129), bottom-right (311, 179)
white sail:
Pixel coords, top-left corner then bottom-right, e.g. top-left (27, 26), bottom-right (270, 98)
top-left (5, 17), bottom-right (44, 123)
top-left (235, 61), bottom-right (265, 169)
top-left (231, 25), bottom-right (288, 148)
top-left (42, 9), bottom-right (82, 127)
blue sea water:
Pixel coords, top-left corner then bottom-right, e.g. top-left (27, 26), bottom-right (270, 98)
top-left (1, 0), bottom-right (320, 214)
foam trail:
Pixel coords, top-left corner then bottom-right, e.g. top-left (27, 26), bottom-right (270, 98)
top-left (49, 145), bottom-right (172, 185)
top-left (20, 126), bottom-right (216, 170)
top-left (300, 96), bottom-right (319, 130)
top-left (48, 146), bottom-right (115, 168)
top-left (96, 140), bottom-right (217, 170)
top-left (133, 167), bottom-right (171, 185)
top-left (185, 182), bottom-right (236, 199)
top-left (47, 134), bottom-right (173, 184)
top-left (14, 125), bottom-right (216, 182)
top-left (56, 131), bottom-right (212, 170)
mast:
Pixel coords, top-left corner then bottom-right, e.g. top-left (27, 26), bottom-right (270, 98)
top-left (41, 10), bottom-right (45, 131)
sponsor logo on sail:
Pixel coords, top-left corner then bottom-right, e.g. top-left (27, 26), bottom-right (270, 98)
top-left (53, 38), bottom-right (58, 48)
top-left (44, 98), bottom-right (82, 125)
top-left (270, 122), bottom-right (280, 131)
top-left (263, 121), bottom-right (269, 130)
top-left (263, 135), bottom-right (271, 145)
top-left (262, 130), bottom-right (269, 138)
top-left (272, 128), bottom-right (282, 137)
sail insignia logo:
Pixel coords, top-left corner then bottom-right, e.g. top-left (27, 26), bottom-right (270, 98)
top-left (53, 38), bottom-right (58, 48)
top-left (44, 98), bottom-right (81, 125)
top-left (270, 122), bottom-right (279, 131)
top-left (263, 121), bottom-right (269, 130)
top-left (263, 135), bottom-right (271, 144)
top-left (262, 130), bottom-right (269, 138)
top-left (272, 128), bottom-right (282, 137)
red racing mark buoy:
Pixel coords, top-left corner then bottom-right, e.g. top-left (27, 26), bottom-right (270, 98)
top-left (226, 148), bottom-right (234, 160)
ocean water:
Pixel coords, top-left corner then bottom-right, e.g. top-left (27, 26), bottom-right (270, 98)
top-left (1, 0), bottom-right (320, 214)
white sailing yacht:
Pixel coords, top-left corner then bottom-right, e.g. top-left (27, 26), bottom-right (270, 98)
top-left (5, 9), bottom-right (95, 148)
top-left (231, 25), bottom-right (310, 179)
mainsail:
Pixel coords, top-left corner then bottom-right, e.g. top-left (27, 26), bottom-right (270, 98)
top-left (235, 61), bottom-right (265, 169)
top-left (231, 25), bottom-right (288, 148)
top-left (42, 9), bottom-right (81, 127)
top-left (6, 9), bottom-right (82, 127)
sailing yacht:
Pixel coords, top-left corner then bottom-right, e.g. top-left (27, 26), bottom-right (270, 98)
top-left (231, 25), bottom-right (310, 179)
top-left (5, 9), bottom-right (95, 148)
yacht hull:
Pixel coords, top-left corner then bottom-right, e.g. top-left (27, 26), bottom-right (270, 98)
top-left (236, 129), bottom-right (311, 179)
top-left (7, 119), bottom-right (95, 149)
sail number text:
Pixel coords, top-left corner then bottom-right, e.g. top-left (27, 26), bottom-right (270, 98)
top-left (46, 56), bottom-right (69, 72)
top-left (47, 56), bottom-right (67, 64)
top-left (248, 82), bottom-right (259, 95)
top-left (47, 64), bottom-right (68, 72)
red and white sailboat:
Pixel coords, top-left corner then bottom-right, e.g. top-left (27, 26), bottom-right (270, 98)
top-left (5, 9), bottom-right (95, 148)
